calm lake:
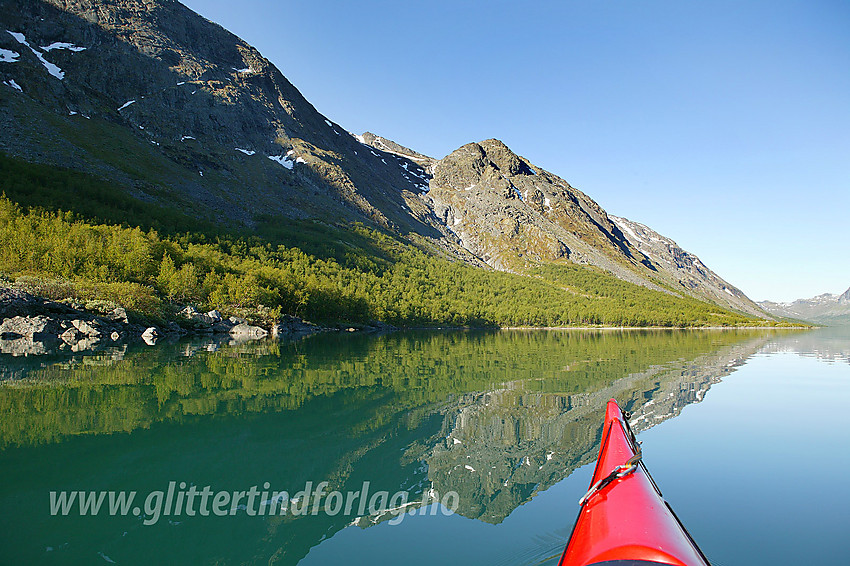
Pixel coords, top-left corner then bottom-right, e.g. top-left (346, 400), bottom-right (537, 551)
top-left (1, 328), bottom-right (847, 565)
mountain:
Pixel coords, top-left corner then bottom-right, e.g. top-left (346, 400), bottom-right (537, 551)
top-left (0, 0), bottom-right (766, 322)
top-left (413, 138), bottom-right (766, 315)
top-left (759, 287), bottom-right (850, 325)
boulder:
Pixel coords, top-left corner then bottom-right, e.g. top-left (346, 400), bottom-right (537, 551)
top-left (179, 306), bottom-right (225, 326)
top-left (109, 306), bottom-right (130, 324)
top-left (72, 319), bottom-right (102, 337)
top-left (0, 315), bottom-right (61, 341)
top-left (178, 305), bottom-right (201, 319)
top-left (179, 305), bottom-right (212, 324)
top-left (141, 327), bottom-right (160, 345)
top-left (229, 323), bottom-right (268, 339)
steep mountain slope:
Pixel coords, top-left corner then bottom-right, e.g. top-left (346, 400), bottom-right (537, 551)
top-left (610, 215), bottom-right (765, 316)
top-left (358, 131), bottom-right (435, 172)
top-left (0, 0), bottom-right (765, 321)
top-left (759, 288), bottom-right (850, 325)
top-left (0, 0), bottom-right (433, 232)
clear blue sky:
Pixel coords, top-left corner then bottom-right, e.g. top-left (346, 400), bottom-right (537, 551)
top-left (182, 0), bottom-right (849, 302)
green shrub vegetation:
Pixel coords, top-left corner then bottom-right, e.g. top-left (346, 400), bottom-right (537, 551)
top-left (0, 153), bottom-right (760, 327)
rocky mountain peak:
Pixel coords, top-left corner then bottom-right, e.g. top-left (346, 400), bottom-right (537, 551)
top-left (421, 136), bottom-right (767, 313)
top-left (476, 138), bottom-right (536, 176)
top-left (434, 139), bottom-right (535, 192)
top-left (425, 138), bottom-right (658, 280)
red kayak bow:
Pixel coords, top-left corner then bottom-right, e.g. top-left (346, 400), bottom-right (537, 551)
top-left (558, 399), bottom-right (711, 566)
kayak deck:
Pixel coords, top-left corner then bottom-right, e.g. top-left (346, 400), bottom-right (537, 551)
top-left (558, 399), bottom-right (710, 566)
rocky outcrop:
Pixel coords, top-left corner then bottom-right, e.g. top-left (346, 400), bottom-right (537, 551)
top-left (177, 306), bottom-right (325, 340)
top-left (178, 305), bottom-right (220, 326)
top-left (0, 315), bottom-right (61, 355)
top-left (0, 288), bottom-right (131, 355)
top-left (0, 285), bottom-right (292, 356)
top-left (0, 282), bottom-right (376, 356)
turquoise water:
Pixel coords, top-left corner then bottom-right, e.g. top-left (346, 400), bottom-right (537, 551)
top-left (0, 328), bottom-right (847, 565)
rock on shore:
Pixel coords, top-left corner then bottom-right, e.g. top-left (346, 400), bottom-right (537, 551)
top-left (0, 286), bottom-right (330, 356)
top-left (0, 287), bottom-right (132, 356)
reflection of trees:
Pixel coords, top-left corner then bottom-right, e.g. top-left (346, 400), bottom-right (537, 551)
top-left (1, 329), bottom-right (773, 448)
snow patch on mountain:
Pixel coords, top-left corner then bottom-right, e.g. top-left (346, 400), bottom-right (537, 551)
top-left (268, 154), bottom-right (294, 169)
top-left (41, 42), bottom-right (86, 52)
top-left (0, 48), bottom-right (20, 63)
top-left (6, 30), bottom-right (65, 79)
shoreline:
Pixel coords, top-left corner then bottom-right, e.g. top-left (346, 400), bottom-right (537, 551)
top-left (0, 284), bottom-right (811, 358)
top-left (496, 325), bottom-right (812, 330)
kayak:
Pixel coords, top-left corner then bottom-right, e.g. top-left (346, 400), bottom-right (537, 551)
top-left (558, 399), bottom-right (711, 566)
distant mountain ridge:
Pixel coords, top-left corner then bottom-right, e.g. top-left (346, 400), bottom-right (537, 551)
top-left (759, 288), bottom-right (850, 325)
top-left (0, 0), bottom-right (767, 319)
